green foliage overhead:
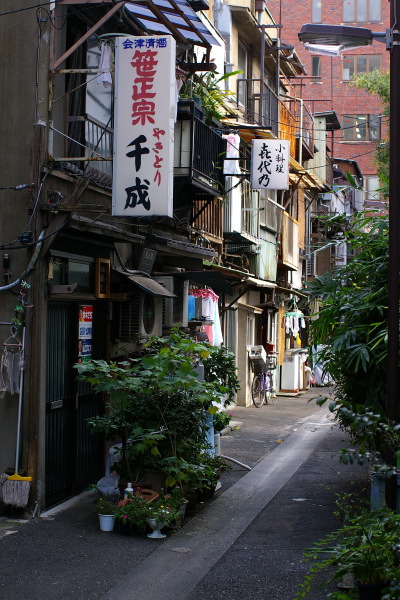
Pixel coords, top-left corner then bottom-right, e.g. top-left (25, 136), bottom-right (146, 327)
top-left (351, 69), bottom-right (390, 186)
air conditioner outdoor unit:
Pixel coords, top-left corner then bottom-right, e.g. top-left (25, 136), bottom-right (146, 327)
top-left (118, 293), bottom-right (163, 338)
top-left (154, 276), bottom-right (189, 327)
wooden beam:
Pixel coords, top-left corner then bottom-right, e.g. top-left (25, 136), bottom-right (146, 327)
top-left (39, 176), bottom-right (92, 257)
top-left (52, 3), bottom-right (124, 70)
top-left (58, 0), bottom-right (115, 3)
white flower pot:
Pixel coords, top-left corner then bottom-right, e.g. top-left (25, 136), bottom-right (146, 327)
top-left (98, 514), bottom-right (116, 532)
top-left (147, 518), bottom-right (166, 538)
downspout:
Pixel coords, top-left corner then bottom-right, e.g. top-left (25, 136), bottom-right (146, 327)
top-left (298, 97), bottom-right (303, 165)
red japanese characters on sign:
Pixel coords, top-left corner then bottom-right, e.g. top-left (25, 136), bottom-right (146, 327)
top-left (113, 36), bottom-right (176, 217)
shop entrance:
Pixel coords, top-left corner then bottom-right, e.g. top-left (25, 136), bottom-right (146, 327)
top-left (45, 301), bottom-right (105, 506)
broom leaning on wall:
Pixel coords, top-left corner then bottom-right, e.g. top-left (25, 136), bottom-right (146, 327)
top-left (2, 326), bottom-right (32, 508)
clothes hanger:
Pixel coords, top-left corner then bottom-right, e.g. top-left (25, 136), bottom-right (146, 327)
top-left (3, 327), bottom-right (22, 348)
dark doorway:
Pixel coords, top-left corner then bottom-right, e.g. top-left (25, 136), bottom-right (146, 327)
top-left (45, 301), bottom-right (106, 506)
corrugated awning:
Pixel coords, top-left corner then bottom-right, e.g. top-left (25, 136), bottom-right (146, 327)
top-left (114, 269), bottom-right (177, 296)
top-left (125, 0), bottom-right (220, 47)
top-left (221, 119), bottom-right (275, 144)
top-left (245, 276), bottom-right (276, 289)
top-left (173, 270), bottom-right (234, 295)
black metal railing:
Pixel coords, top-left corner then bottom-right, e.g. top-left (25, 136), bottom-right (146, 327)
top-left (236, 79), bottom-right (279, 136)
top-left (175, 100), bottom-right (225, 193)
top-left (67, 114), bottom-right (113, 177)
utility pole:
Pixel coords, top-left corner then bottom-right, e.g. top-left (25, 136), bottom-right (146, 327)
top-left (386, 0), bottom-right (400, 509)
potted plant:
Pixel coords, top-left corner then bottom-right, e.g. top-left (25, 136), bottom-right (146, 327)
top-left (75, 330), bottom-right (239, 494)
top-left (295, 507), bottom-right (400, 600)
top-left (114, 490), bottom-right (184, 537)
top-left (95, 497), bottom-right (117, 532)
top-left (179, 70), bottom-right (242, 124)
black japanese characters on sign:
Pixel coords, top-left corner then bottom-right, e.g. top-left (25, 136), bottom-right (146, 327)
top-left (251, 140), bottom-right (289, 190)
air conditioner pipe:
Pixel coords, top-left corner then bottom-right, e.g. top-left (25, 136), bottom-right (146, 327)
top-left (114, 245), bottom-right (151, 278)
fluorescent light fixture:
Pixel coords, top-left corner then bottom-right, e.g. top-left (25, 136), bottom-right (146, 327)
top-left (304, 42), bottom-right (345, 56)
top-left (299, 24), bottom-right (374, 48)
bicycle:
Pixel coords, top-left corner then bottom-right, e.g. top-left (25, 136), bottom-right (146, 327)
top-left (251, 353), bottom-right (277, 408)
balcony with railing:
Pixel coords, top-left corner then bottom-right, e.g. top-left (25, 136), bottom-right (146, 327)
top-left (174, 100), bottom-right (225, 195)
top-left (278, 99), bottom-right (297, 158)
top-left (236, 79), bottom-right (279, 136)
top-left (192, 196), bottom-right (224, 244)
top-left (284, 99), bottom-right (315, 162)
top-left (61, 114), bottom-right (113, 182)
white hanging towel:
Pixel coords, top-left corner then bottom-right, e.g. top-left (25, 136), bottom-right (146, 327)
top-left (96, 43), bottom-right (113, 88)
top-left (285, 316), bottom-right (293, 334)
top-left (213, 301), bottom-right (224, 346)
top-left (292, 317), bottom-right (300, 338)
top-left (0, 348), bottom-right (21, 396)
top-left (222, 133), bottom-right (241, 175)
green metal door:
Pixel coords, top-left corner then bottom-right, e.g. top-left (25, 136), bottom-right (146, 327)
top-left (45, 302), bottom-right (105, 507)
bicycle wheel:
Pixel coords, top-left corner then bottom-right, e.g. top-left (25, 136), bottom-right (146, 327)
top-left (251, 374), bottom-right (264, 407)
top-left (264, 372), bottom-right (272, 404)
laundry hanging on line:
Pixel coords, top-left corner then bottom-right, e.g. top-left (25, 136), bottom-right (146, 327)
top-left (188, 288), bottom-right (223, 346)
top-left (0, 347), bottom-right (22, 396)
top-left (284, 311), bottom-right (306, 339)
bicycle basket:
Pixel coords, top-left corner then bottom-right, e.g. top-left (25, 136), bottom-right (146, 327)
top-left (251, 361), bottom-right (266, 374)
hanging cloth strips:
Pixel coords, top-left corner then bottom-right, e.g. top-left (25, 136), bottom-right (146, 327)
top-left (284, 311), bottom-right (306, 339)
top-left (189, 287), bottom-right (219, 302)
top-left (189, 288), bottom-right (223, 346)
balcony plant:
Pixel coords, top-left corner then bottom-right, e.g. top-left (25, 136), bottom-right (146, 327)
top-left (180, 70), bottom-right (242, 124)
top-left (295, 507), bottom-right (400, 600)
top-left (75, 330), bottom-right (239, 496)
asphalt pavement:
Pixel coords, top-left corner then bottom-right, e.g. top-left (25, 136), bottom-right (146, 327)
top-left (0, 387), bottom-right (370, 600)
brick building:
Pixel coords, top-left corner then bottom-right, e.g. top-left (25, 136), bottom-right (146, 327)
top-left (267, 0), bottom-right (390, 209)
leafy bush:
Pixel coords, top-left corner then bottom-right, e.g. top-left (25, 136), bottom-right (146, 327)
top-left (296, 508), bottom-right (400, 600)
top-left (115, 489), bottom-right (184, 530)
top-left (75, 330), bottom-right (238, 492)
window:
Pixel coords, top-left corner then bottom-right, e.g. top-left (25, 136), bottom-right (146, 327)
top-left (237, 41), bottom-right (248, 107)
top-left (343, 0), bottom-right (381, 22)
top-left (342, 114), bottom-right (381, 141)
top-left (311, 56), bottom-right (321, 81)
top-left (312, 0), bottom-right (322, 22)
top-left (342, 54), bottom-right (381, 79)
top-left (364, 175), bottom-right (382, 204)
top-left (50, 252), bottom-right (95, 293)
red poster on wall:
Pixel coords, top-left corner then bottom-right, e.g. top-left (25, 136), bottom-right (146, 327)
top-left (78, 305), bottom-right (93, 363)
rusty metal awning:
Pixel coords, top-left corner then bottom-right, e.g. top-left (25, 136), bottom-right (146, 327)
top-left (114, 269), bottom-right (177, 296)
top-left (125, 0), bottom-right (221, 47)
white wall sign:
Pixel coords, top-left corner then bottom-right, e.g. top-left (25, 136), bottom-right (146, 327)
top-left (112, 35), bottom-right (176, 217)
top-left (251, 139), bottom-right (289, 190)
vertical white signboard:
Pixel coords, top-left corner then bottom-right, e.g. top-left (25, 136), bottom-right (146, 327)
top-left (251, 139), bottom-right (290, 190)
top-left (112, 35), bottom-right (176, 217)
